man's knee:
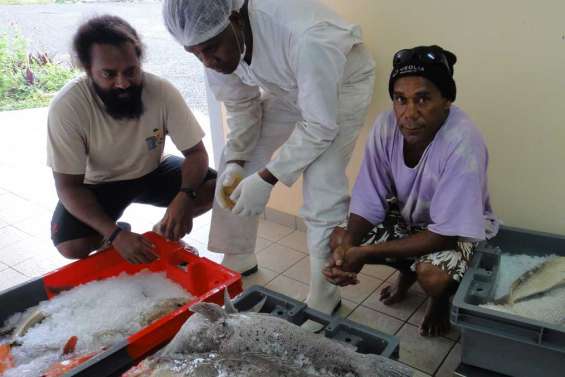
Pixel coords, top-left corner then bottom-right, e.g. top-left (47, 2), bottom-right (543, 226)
top-left (56, 238), bottom-right (100, 260)
top-left (415, 262), bottom-right (454, 297)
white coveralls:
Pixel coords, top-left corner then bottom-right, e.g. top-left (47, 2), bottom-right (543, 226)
top-left (207, 0), bottom-right (375, 312)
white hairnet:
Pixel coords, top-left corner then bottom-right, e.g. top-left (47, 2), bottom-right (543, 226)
top-left (163, 0), bottom-right (245, 47)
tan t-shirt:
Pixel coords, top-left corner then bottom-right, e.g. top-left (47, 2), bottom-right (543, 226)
top-left (47, 72), bottom-right (204, 184)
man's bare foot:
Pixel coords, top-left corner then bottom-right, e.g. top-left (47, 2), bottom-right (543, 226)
top-left (420, 296), bottom-right (451, 337)
top-left (379, 271), bottom-right (417, 305)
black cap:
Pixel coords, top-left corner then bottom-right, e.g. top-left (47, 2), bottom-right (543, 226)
top-left (389, 45), bottom-right (457, 101)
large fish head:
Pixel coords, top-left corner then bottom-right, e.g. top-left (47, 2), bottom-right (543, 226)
top-left (163, 302), bottom-right (233, 355)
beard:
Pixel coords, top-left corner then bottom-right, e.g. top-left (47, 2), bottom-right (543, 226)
top-left (92, 81), bottom-right (144, 120)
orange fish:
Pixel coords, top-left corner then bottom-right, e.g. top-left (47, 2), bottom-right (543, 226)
top-left (0, 343), bottom-right (14, 373)
top-left (41, 336), bottom-right (99, 377)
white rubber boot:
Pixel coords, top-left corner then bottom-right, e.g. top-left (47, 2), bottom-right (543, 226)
top-left (221, 253), bottom-right (258, 276)
top-left (305, 255), bottom-right (341, 314)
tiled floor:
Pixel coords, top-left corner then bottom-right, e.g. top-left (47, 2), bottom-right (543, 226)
top-left (0, 108), bottom-right (461, 376)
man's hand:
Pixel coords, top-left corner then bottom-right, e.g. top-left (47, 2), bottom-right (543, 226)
top-left (157, 193), bottom-right (194, 241)
top-left (323, 247), bottom-right (366, 286)
top-left (324, 227), bottom-right (357, 286)
top-left (329, 227), bottom-right (353, 266)
top-left (323, 249), bottom-right (360, 287)
top-left (323, 227), bottom-right (364, 286)
top-left (338, 246), bottom-right (366, 274)
top-left (113, 230), bottom-right (158, 264)
top-left (230, 172), bottom-right (273, 216)
top-left (216, 163), bottom-right (244, 209)
top-left (323, 267), bottom-right (359, 286)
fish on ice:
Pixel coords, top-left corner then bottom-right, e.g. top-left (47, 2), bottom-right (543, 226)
top-left (127, 291), bottom-right (413, 377)
top-left (507, 256), bottom-right (565, 304)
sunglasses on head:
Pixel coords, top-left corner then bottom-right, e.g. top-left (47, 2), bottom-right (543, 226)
top-left (393, 49), bottom-right (452, 74)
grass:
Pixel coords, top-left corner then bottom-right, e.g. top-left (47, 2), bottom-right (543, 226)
top-left (0, 0), bottom-right (76, 4)
top-left (0, 33), bottom-right (79, 111)
top-left (0, 0), bottom-right (55, 4)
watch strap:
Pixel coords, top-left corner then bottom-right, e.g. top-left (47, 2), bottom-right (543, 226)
top-left (106, 226), bottom-right (123, 245)
top-left (180, 187), bottom-right (197, 199)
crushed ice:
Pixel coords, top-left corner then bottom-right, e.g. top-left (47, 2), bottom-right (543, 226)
top-left (2, 270), bottom-right (191, 377)
top-left (482, 253), bottom-right (564, 326)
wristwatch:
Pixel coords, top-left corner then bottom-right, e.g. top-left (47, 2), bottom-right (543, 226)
top-left (180, 187), bottom-right (197, 199)
top-left (105, 226), bottom-right (123, 245)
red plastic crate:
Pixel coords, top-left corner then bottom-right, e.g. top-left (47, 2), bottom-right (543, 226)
top-left (0, 232), bottom-right (242, 376)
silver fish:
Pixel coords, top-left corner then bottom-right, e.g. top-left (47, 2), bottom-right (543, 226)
top-left (156, 298), bottom-right (412, 377)
top-left (508, 256), bottom-right (565, 304)
top-left (1, 307), bottom-right (48, 346)
top-left (142, 351), bottom-right (334, 377)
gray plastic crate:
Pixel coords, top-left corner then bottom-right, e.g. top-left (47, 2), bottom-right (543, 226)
top-left (454, 363), bottom-right (510, 377)
top-left (234, 285), bottom-right (400, 359)
top-left (451, 226), bottom-right (565, 377)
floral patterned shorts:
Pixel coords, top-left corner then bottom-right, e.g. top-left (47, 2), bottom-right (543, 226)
top-left (360, 201), bottom-right (477, 282)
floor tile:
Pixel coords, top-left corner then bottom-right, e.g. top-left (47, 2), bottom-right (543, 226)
top-left (0, 192), bottom-right (25, 212)
top-left (192, 211), bottom-right (212, 230)
top-left (334, 298), bottom-right (358, 318)
top-left (187, 240), bottom-right (223, 264)
top-left (130, 216), bottom-right (160, 234)
top-left (39, 245), bottom-right (69, 262)
top-left (186, 232), bottom-right (272, 254)
top-left (254, 237), bottom-right (273, 253)
top-left (282, 254), bottom-right (310, 284)
top-left (277, 230), bottom-right (308, 254)
top-left (256, 243), bottom-right (305, 273)
top-left (0, 267), bottom-right (31, 291)
top-left (187, 226), bottom-right (212, 245)
top-left (363, 289), bottom-right (427, 321)
top-left (435, 343), bottom-right (461, 377)
top-left (120, 203), bottom-right (164, 233)
top-left (0, 226), bottom-right (30, 250)
top-left (410, 281), bottom-right (426, 296)
top-left (284, 257), bottom-right (385, 304)
top-left (360, 263), bottom-right (396, 281)
top-left (347, 305), bottom-right (404, 335)
top-left (385, 271), bottom-right (427, 297)
top-left (257, 219), bottom-right (294, 242)
top-left (341, 273), bottom-right (384, 304)
top-left (12, 254), bottom-right (68, 278)
top-left (296, 218), bottom-right (307, 232)
top-left (0, 194), bottom-right (49, 224)
top-left (0, 237), bottom-right (53, 267)
top-left (13, 213), bottom-right (52, 240)
top-left (396, 323), bottom-right (454, 375)
top-left (265, 274), bottom-right (309, 302)
top-left (407, 299), bottom-right (461, 341)
top-left (264, 208), bottom-right (296, 229)
top-left (242, 266), bottom-right (279, 290)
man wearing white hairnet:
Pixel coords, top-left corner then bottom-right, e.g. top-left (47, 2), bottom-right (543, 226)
top-left (163, 0), bottom-right (375, 314)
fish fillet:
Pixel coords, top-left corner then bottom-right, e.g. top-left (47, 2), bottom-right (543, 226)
top-left (509, 256), bottom-right (565, 304)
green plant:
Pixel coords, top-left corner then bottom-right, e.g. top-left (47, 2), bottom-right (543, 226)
top-left (0, 32), bottom-right (79, 111)
top-left (0, 1), bottom-right (54, 6)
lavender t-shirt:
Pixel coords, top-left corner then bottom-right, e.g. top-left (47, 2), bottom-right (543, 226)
top-left (350, 106), bottom-right (498, 241)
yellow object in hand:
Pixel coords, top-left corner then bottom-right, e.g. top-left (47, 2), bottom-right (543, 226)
top-left (222, 175), bottom-right (242, 209)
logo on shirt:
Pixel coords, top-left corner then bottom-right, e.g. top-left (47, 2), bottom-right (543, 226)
top-left (145, 128), bottom-right (164, 150)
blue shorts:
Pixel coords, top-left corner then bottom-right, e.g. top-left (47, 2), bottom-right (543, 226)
top-left (51, 156), bottom-right (216, 245)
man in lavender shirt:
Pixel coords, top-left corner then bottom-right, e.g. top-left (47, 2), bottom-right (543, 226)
top-left (323, 45), bottom-right (498, 337)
